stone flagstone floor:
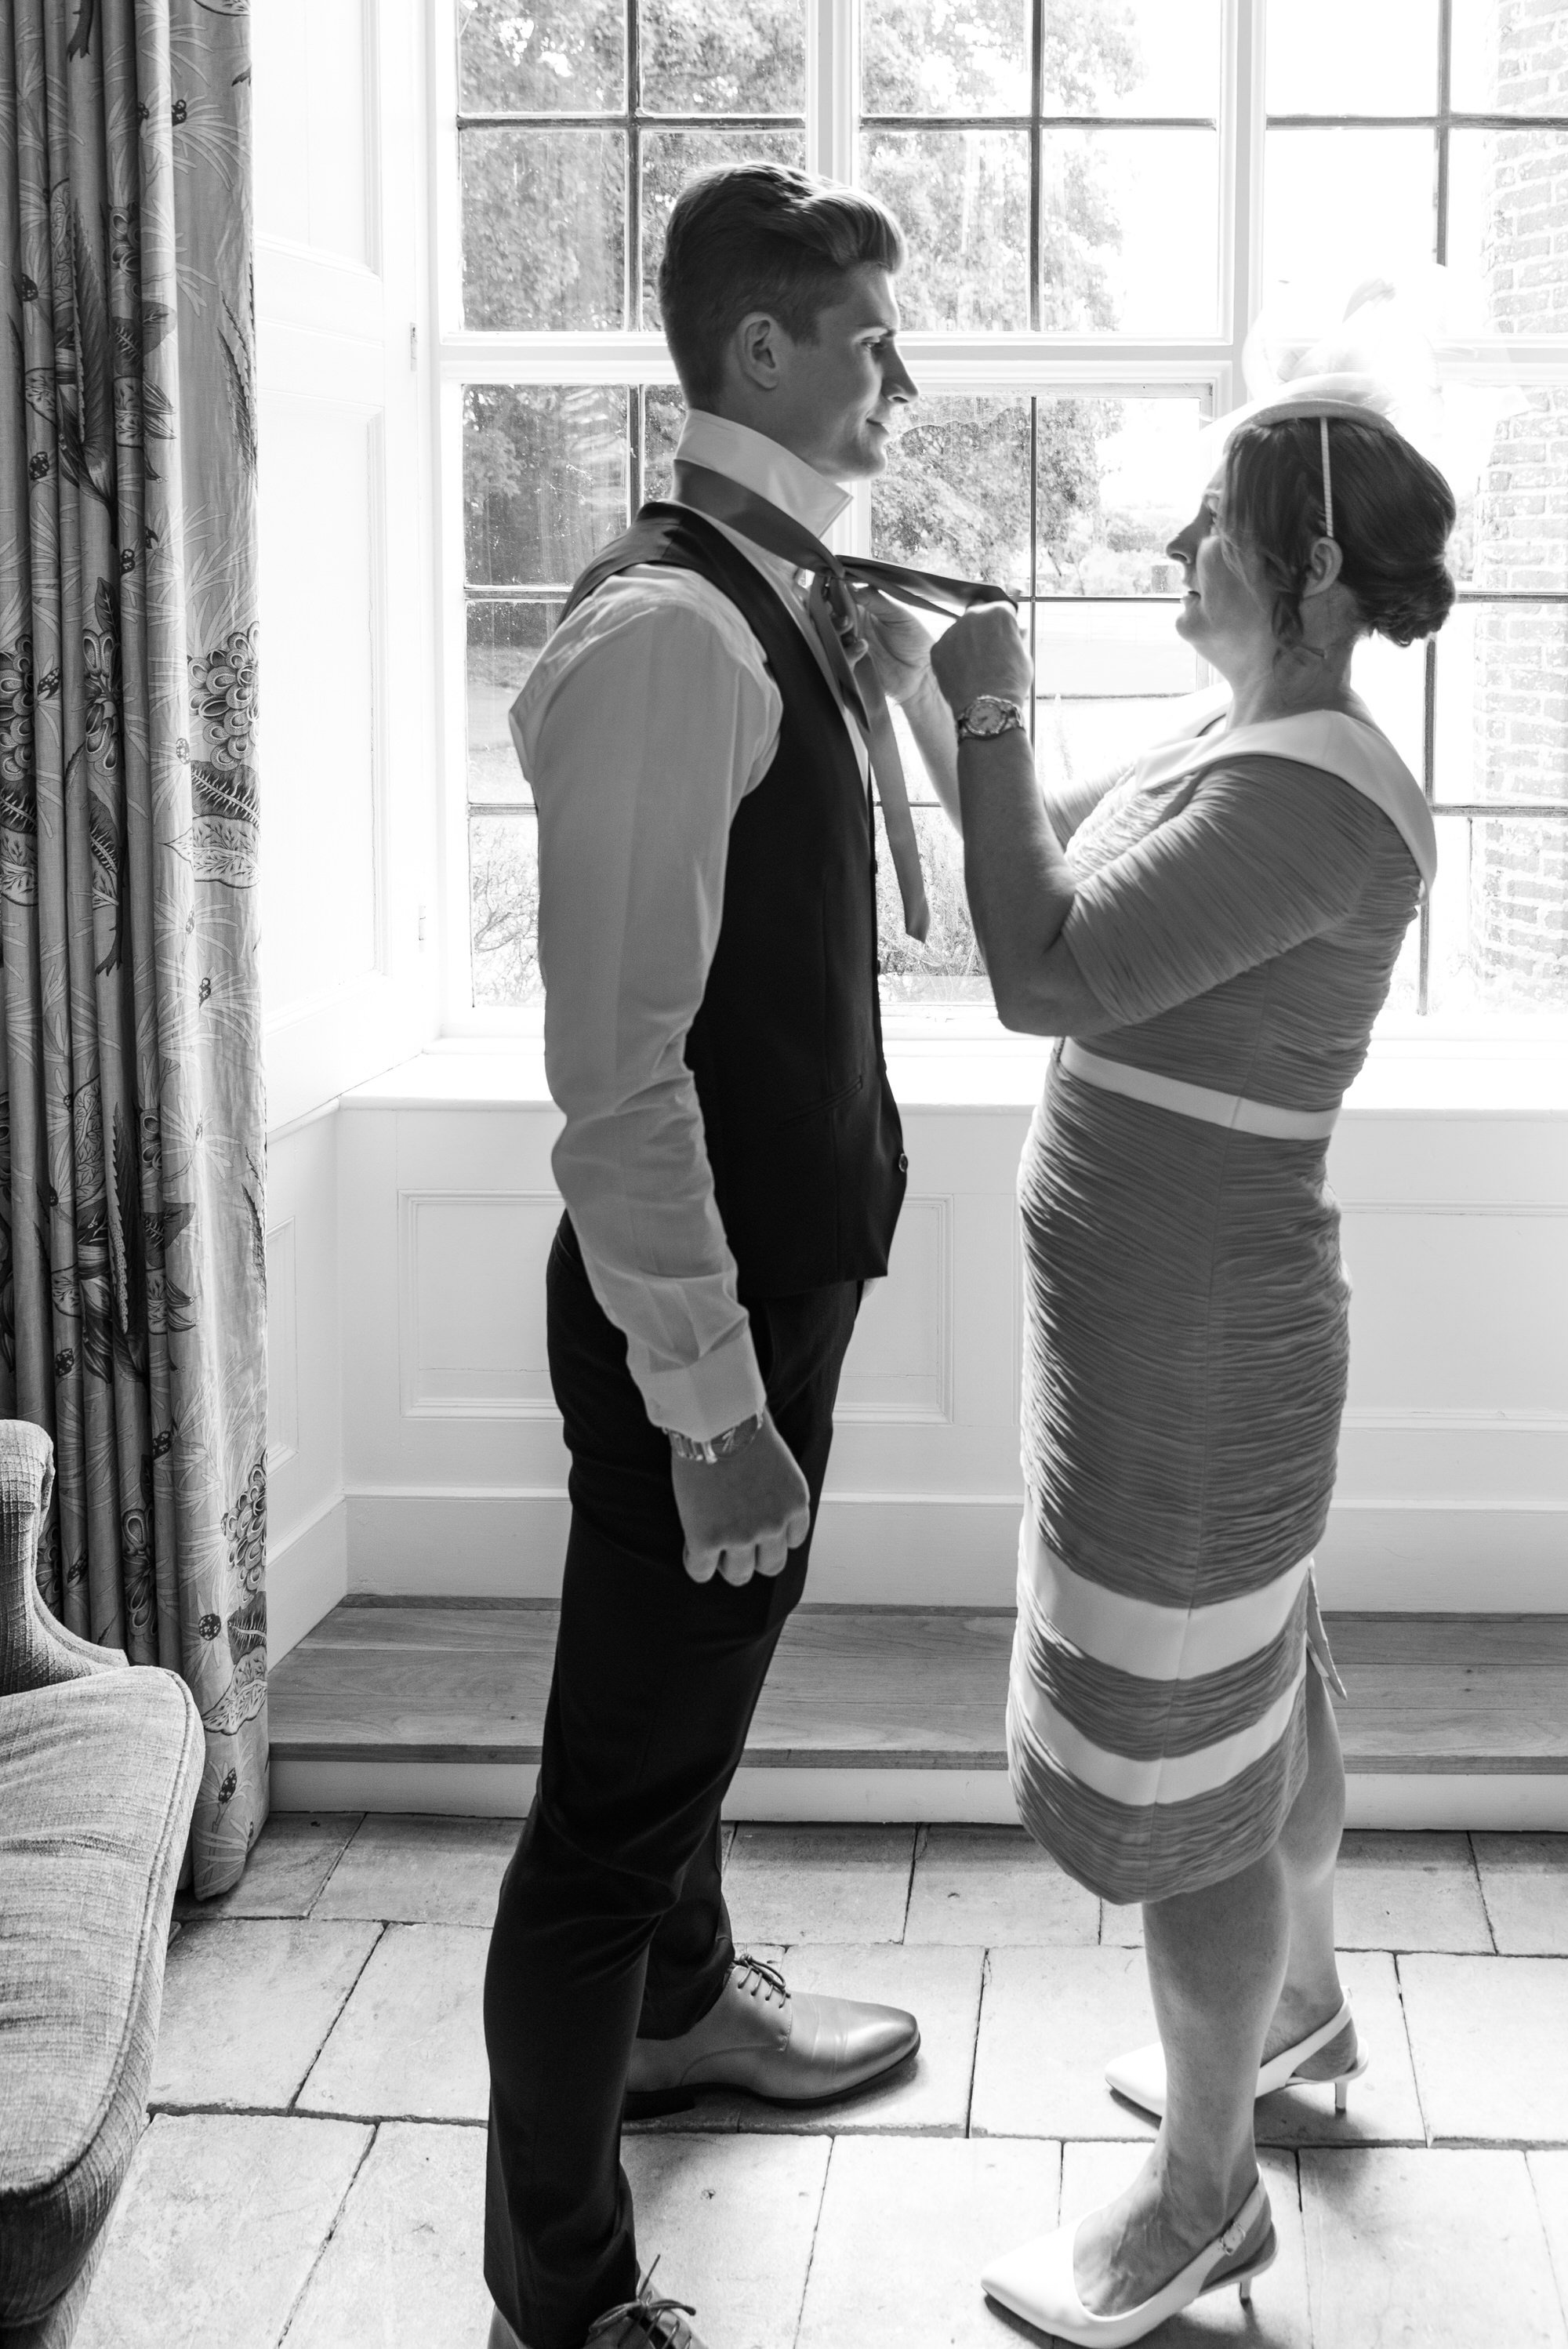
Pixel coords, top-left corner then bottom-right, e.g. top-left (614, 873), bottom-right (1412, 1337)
top-left (77, 1817), bottom-right (1568, 2348)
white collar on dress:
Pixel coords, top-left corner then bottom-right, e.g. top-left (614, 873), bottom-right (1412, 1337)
top-left (1138, 695), bottom-right (1438, 889)
top-left (674, 410), bottom-right (851, 543)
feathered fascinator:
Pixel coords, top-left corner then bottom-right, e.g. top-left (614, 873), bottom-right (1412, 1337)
top-left (1199, 270), bottom-right (1525, 539)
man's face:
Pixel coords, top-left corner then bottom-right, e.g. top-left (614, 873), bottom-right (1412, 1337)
top-left (764, 264), bottom-right (918, 481)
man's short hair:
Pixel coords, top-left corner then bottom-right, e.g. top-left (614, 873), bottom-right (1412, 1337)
top-left (658, 163), bottom-right (906, 406)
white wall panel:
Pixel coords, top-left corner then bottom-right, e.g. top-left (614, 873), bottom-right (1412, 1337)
top-left (266, 1218), bottom-right (299, 1469)
top-left (1341, 1206), bottom-right (1568, 1419)
top-left (258, 0), bottom-right (437, 1130)
top-left (838, 1197), bottom-right (951, 1421)
top-left (267, 1113), bottom-right (347, 1658)
top-left (333, 1075), bottom-right (1568, 1611)
top-left (258, 394), bottom-right (380, 1015)
top-left (401, 1192), bottom-right (559, 1414)
top-left (254, 0), bottom-right (371, 264)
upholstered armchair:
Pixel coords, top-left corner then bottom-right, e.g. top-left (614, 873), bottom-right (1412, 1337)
top-left (0, 1421), bottom-right (202, 2347)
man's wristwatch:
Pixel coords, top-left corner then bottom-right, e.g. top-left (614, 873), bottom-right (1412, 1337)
top-left (954, 694), bottom-right (1027, 742)
top-left (667, 1411), bottom-right (765, 1465)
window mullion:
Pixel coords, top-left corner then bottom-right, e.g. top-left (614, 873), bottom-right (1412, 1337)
top-left (1228, 0), bottom-right (1265, 397)
top-left (807, 0), bottom-right (857, 182)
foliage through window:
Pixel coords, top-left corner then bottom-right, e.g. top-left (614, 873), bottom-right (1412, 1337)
top-left (451, 0), bottom-right (1568, 1024)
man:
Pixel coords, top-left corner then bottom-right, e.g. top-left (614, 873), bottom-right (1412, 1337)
top-left (484, 163), bottom-right (966, 2349)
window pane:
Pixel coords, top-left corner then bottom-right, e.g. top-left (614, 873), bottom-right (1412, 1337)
top-left (461, 128), bottom-right (626, 329)
top-left (1352, 634), bottom-right (1427, 783)
top-left (1039, 395), bottom-right (1205, 593)
top-left (458, 0), bottom-right (624, 113)
top-left (876, 806), bottom-right (990, 1004)
top-left (1040, 0), bottom-right (1221, 119)
top-left (873, 396), bottom-right (1032, 590)
top-left (1263, 129), bottom-right (1435, 315)
top-left (862, 129), bottom-right (1029, 329)
top-left (1030, 603), bottom-right (1205, 796)
top-left (1455, 387), bottom-right (1568, 595)
top-left (471, 810), bottom-right (543, 1005)
top-left (463, 387), bottom-right (629, 586)
top-left (1436, 604), bottom-right (1568, 808)
top-left (1426, 814), bottom-right (1568, 1017)
top-left (1452, 0), bottom-right (1568, 116)
top-left (641, 129), bottom-right (807, 328)
top-left (1041, 129), bottom-right (1219, 333)
top-left (643, 384), bottom-right (688, 501)
top-left (467, 603), bottom-right (561, 804)
top-left (640, 0), bottom-right (805, 113)
top-left (1032, 600), bottom-right (1202, 697)
top-left (862, 0), bottom-right (1030, 118)
top-left (1448, 128), bottom-right (1568, 337)
top-left (1070, 387), bottom-right (1210, 585)
top-left (1265, 0), bottom-right (1438, 114)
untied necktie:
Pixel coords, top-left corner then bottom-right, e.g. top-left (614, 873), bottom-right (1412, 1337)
top-left (670, 459), bottom-right (1015, 943)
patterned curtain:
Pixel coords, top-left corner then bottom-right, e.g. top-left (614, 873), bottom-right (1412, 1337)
top-left (0, 0), bottom-right (266, 1897)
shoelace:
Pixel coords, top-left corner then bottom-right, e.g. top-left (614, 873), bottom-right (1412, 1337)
top-left (586, 2260), bottom-right (697, 2348)
top-left (734, 1952), bottom-right (789, 2006)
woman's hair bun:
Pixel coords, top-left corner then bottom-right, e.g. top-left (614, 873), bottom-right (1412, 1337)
top-left (1360, 555), bottom-right (1456, 648)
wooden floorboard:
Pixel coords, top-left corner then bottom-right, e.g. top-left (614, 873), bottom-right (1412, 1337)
top-left (267, 1604), bottom-right (1568, 1775)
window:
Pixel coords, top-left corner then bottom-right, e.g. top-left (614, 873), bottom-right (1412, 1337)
top-left (441, 0), bottom-right (1568, 1027)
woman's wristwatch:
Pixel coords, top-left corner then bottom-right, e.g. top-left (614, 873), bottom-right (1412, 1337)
top-left (667, 1411), bottom-right (765, 1465)
top-left (954, 694), bottom-right (1027, 742)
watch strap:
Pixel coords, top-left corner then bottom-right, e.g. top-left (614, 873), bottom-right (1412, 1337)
top-left (667, 1411), bottom-right (765, 1465)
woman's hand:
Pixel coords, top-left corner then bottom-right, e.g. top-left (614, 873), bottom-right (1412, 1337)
top-left (856, 588), bottom-right (935, 706)
top-left (931, 604), bottom-right (1033, 713)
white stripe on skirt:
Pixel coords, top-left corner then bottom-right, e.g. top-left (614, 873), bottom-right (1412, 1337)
top-left (1018, 1514), bottom-right (1312, 1683)
top-left (1008, 1654), bottom-right (1308, 1808)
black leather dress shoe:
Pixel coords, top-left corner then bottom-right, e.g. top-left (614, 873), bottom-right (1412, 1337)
top-left (488, 2271), bottom-right (710, 2349)
top-left (624, 1953), bottom-right (920, 2118)
top-left (585, 2279), bottom-right (709, 2347)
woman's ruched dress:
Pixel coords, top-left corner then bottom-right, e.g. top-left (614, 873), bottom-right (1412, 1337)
top-left (1008, 709), bottom-right (1428, 1906)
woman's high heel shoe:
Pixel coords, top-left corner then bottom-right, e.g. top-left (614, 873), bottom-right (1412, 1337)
top-left (1105, 1995), bottom-right (1368, 2118)
top-left (981, 2180), bottom-right (1276, 2348)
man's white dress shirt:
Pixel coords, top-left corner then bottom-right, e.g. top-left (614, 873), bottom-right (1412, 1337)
top-left (510, 411), bottom-right (869, 1442)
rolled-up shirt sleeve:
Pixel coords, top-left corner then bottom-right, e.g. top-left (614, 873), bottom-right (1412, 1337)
top-left (513, 571), bottom-right (782, 1440)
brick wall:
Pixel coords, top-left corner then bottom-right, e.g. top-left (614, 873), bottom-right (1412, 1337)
top-left (1472, 2), bottom-right (1568, 1009)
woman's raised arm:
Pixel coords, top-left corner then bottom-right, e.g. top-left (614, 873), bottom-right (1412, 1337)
top-left (931, 608), bottom-right (1111, 1036)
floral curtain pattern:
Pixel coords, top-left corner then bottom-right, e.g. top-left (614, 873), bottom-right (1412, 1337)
top-left (0, 0), bottom-right (266, 1896)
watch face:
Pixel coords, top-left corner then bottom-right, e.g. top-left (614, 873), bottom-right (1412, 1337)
top-left (963, 697), bottom-right (1022, 736)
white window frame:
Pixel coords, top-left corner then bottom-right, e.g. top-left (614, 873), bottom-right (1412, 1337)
top-left (427, 0), bottom-right (1568, 1046)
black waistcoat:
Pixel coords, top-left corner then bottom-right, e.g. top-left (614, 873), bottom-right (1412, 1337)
top-left (562, 503), bottom-right (906, 1298)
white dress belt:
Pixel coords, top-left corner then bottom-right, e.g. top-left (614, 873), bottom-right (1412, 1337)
top-left (1058, 1038), bottom-right (1341, 1141)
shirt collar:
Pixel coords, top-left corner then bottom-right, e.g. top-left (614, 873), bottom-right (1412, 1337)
top-left (673, 410), bottom-right (851, 543)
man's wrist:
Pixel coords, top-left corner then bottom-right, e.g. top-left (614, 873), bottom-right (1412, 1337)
top-left (668, 1410), bottom-right (766, 1465)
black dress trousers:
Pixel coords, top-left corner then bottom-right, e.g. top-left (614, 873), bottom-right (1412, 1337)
top-left (483, 1214), bottom-right (861, 2349)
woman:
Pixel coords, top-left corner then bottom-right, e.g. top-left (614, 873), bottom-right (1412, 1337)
top-left (885, 389), bottom-right (1454, 2345)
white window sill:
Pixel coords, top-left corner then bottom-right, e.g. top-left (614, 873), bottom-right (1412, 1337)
top-left (340, 1021), bottom-right (1568, 1119)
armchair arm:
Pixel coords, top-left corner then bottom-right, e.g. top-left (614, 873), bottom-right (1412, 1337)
top-left (0, 1419), bottom-right (129, 1694)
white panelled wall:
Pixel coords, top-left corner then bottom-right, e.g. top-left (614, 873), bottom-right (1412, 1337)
top-left (302, 1044), bottom-right (1566, 1639)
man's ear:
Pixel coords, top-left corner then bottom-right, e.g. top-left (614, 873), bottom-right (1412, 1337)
top-left (731, 309), bottom-right (786, 394)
